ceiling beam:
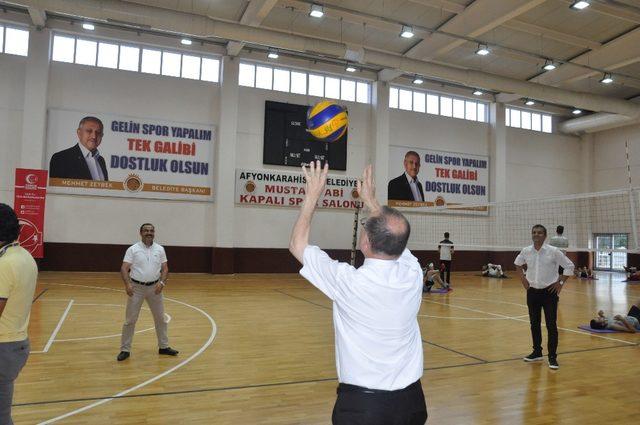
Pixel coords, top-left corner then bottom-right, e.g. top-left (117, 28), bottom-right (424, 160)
top-left (502, 20), bottom-right (601, 50)
top-left (226, 0), bottom-right (278, 56)
top-left (559, 0), bottom-right (640, 24)
top-left (27, 6), bottom-right (46, 27)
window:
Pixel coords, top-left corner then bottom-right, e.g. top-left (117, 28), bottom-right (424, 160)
top-left (478, 103), bottom-right (486, 122)
top-left (201, 58), bottom-right (219, 82)
top-left (325, 77), bottom-right (340, 99)
top-left (255, 65), bottom-right (272, 89)
top-left (181, 55), bottom-right (201, 80)
top-left (506, 107), bottom-right (552, 133)
top-left (452, 99), bottom-right (465, 119)
top-left (52, 35), bottom-right (75, 63)
top-left (51, 32), bottom-right (220, 82)
top-left (341, 79), bottom-right (356, 102)
top-left (75, 39), bottom-right (97, 66)
top-left (389, 87), bottom-right (399, 108)
top-left (239, 63), bottom-right (255, 87)
top-left (399, 89), bottom-right (412, 110)
top-left (119, 45), bottom-right (139, 72)
top-left (98, 42), bottom-right (118, 69)
top-left (291, 71), bottom-right (307, 94)
top-left (141, 49), bottom-right (161, 74)
top-left (162, 51), bottom-right (181, 77)
top-left (356, 82), bottom-right (369, 103)
top-left (309, 74), bottom-right (324, 97)
top-left (440, 96), bottom-right (452, 117)
top-left (4, 27), bottom-right (29, 56)
top-left (413, 91), bottom-right (425, 113)
top-left (465, 100), bottom-right (476, 121)
top-left (0, 26), bottom-right (4, 53)
top-left (542, 115), bottom-right (552, 133)
top-left (273, 68), bottom-right (290, 92)
top-left (426, 94), bottom-right (439, 115)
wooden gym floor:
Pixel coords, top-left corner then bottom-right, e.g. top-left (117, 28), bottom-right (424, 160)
top-left (11, 271), bottom-right (640, 424)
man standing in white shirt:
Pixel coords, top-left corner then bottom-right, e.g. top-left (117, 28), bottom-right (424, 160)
top-left (515, 224), bottom-right (574, 370)
top-left (290, 162), bottom-right (427, 425)
top-left (438, 232), bottom-right (454, 285)
top-left (117, 223), bottom-right (178, 361)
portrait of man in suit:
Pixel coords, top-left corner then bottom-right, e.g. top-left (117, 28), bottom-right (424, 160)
top-left (49, 116), bottom-right (109, 181)
top-left (387, 150), bottom-right (424, 201)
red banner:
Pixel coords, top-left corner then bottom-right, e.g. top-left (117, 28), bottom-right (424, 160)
top-left (14, 169), bottom-right (48, 258)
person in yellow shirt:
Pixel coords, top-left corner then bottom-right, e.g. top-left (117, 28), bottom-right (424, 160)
top-left (0, 204), bottom-right (38, 425)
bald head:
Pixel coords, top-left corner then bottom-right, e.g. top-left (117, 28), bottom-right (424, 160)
top-left (364, 206), bottom-right (410, 257)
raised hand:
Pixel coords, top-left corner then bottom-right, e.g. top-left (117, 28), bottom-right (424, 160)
top-left (356, 165), bottom-right (381, 214)
top-left (302, 160), bottom-right (329, 204)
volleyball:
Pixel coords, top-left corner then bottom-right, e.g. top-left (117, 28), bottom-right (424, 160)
top-left (306, 101), bottom-right (348, 142)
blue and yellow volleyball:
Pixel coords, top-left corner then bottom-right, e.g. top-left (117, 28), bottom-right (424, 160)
top-left (306, 101), bottom-right (348, 142)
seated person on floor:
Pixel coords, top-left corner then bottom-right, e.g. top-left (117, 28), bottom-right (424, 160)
top-left (481, 263), bottom-right (505, 278)
top-left (589, 301), bottom-right (640, 333)
top-left (575, 266), bottom-right (593, 278)
top-left (422, 263), bottom-right (451, 292)
top-left (624, 266), bottom-right (640, 280)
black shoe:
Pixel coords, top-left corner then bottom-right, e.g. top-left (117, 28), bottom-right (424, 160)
top-left (159, 347), bottom-right (179, 356)
top-left (548, 358), bottom-right (559, 370)
top-left (117, 351), bottom-right (130, 361)
top-left (523, 351), bottom-right (543, 362)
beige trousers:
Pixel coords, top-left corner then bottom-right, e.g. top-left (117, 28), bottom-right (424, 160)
top-left (120, 283), bottom-right (169, 352)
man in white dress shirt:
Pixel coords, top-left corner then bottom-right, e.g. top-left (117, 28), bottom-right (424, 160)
top-left (117, 223), bottom-right (178, 361)
top-left (515, 224), bottom-right (574, 370)
top-left (290, 162), bottom-right (427, 425)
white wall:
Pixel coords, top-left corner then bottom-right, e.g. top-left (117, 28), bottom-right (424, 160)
top-left (592, 124), bottom-right (640, 191)
top-left (506, 127), bottom-right (581, 200)
top-left (0, 54), bottom-right (26, 203)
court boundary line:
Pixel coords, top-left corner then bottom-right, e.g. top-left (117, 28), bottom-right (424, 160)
top-left (14, 341), bottom-right (637, 409)
top-left (35, 283), bottom-right (217, 425)
top-left (275, 288), bottom-right (331, 310)
top-left (32, 289), bottom-right (48, 303)
top-left (42, 300), bottom-right (74, 353)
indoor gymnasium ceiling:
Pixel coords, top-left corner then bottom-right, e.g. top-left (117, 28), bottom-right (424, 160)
top-left (4, 0), bottom-right (640, 114)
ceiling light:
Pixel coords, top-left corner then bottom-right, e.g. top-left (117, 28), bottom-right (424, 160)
top-left (600, 73), bottom-right (613, 84)
top-left (413, 77), bottom-right (424, 85)
top-left (543, 60), bottom-right (556, 71)
top-left (181, 38), bottom-right (192, 45)
top-left (345, 65), bottom-right (357, 73)
top-left (570, 1), bottom-right (590, 10)
top-left (525, 99), bottom-right (535, 106)
top-left (572, 109), bottom-right (582, 115)
top-left (400, 25), bottom-right (414, 39)
top-left (309, 4), bottom-right (324, 18)
top-left (82, 22), bottom-right (95, 31)
top-left (268, 50), bottom-right (279, 59)
top-left (475, 44), bottom-right (490, 56)
top-left (473, 90), bottom-right (483, 96)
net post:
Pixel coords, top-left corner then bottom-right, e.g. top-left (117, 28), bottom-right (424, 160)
top-left (626, 140), bottom-right (639, 251)
top-left (351, 206), bottom-right (360, 266)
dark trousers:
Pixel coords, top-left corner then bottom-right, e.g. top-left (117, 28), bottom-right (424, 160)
top-left (527, 288), bottom-right (559, 359)
top-left (0, 339), bottom-right (30, 425)
top-left (332, 380), bottom-right (427, 425)
top-left (440, 260), bottom-right (451, 284)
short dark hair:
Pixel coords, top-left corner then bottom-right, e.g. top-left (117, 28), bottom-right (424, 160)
top-left (78, 116), bottom-right (104, 131)
top-left (532, 224), bottom-right (547, 235)
top-left (0, 203), bottom-right (20, 243)
top-left (556, 225), bottom-right (564, 235)
top-left (364, 206), bottom-right (410, 257)
top-left (139, 223), bottom-right (155, 232)
top-left (590, 319), bottom-right (606, 330)
top-left (444, 232), bottom-right (450, 238)
top-left (404, 151), bottom-right (420, 161)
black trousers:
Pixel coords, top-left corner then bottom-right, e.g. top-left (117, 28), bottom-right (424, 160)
top-left (332, 380), bottom-right (427, 425)
top-left (440, 260), bottom-right (451, 284)
top-left (527, 287), bottom-right (559, 359)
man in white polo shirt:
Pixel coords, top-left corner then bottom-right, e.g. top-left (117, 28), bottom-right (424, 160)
top-left (290, 163), bottom-right (427, 425)
top-left (515, 224), bottom-right (574, 370)
top-left (117, 223), bottom-right (178, 361)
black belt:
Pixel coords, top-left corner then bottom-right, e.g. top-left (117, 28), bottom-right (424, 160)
top-left (337, 380), bottom-right (421, 395)
top-left (131, 278), bottom-right (159, 286)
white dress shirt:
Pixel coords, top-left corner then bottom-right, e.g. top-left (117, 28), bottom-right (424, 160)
top-left (123, 242), bottom-right (167, 282)
top-left (77, 143), bottom-right (106, 181)
top-left (439, 240), bottom-right (454, 261)
top-left (404, 173), bottom-right (423, 202)
top-left (549, 235), bottom-right (569, 250)
top-left (300, 245), bottom-right (424, 391)
top-left (514, 244), bottom-right (574, 288)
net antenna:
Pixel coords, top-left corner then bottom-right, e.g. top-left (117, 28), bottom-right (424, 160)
top-left (351, 206), bottom-right (360, 266)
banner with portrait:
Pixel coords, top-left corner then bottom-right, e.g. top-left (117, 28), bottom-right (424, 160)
top-left (46, 109), bottom-right (215, 201)
top-left (388, 146), bottom-right (489, 214)
top-left (235, 168), bottom-right (363, 210)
